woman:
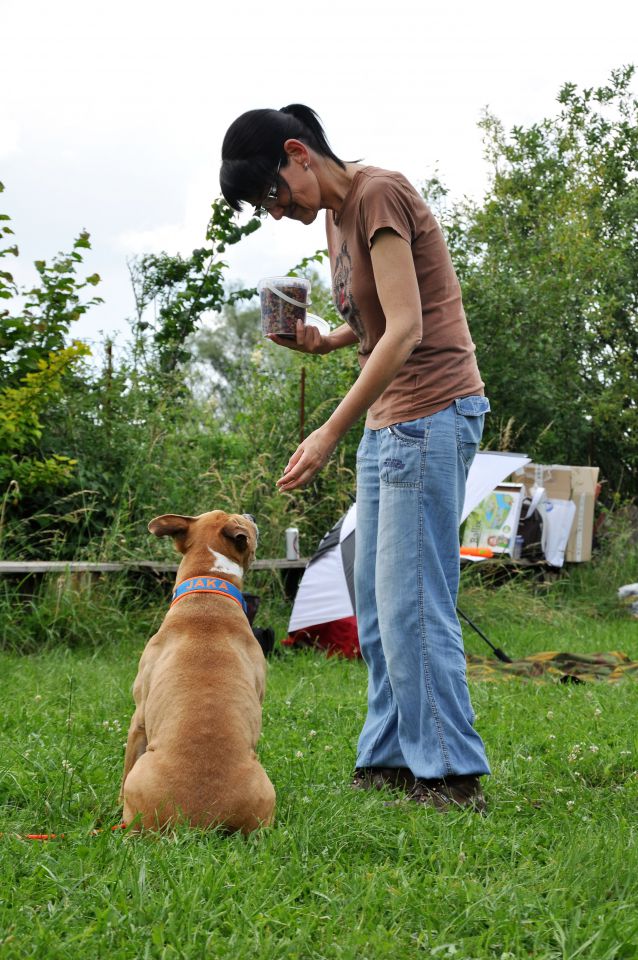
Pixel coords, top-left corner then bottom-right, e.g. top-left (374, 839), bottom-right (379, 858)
top-left (220, 104), bottom-right (490, 812)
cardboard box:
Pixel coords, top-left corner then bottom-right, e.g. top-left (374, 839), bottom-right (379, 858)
top-left (510, 463), bottom-right (600, 562)
top-left (566, 466), bottom-right (600, 562)
top-left (461, 483), bottom-right (525, 556)
top-left (512, 463), bottom-right (572, 501)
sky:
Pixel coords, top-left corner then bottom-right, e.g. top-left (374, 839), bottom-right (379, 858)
top-left (1, 0), bottom-right (637, 357)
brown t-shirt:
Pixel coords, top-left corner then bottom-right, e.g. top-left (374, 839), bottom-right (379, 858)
top-left (325, 166), bottom-right (484, 429)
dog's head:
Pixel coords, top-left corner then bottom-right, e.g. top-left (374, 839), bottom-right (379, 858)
top-left (148, 510), bottom-right (259, 581)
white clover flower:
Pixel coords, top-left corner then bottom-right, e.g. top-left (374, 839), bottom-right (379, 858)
top-left (34, 695), bottom-right (42, 702)
top-left (589, 744), bottom-right (599, 753)
top-left (566, 800), bottom-right (575, 809)
top-left (308, 730), bottom-right (317, 738)
top-left (295, 750), bottom-right (304, 759)
top-left (548, 734), bottom-right (556, 740)
top-left (546, 710), bottom-right (554, 719)
top-left (594, 708), bottom-right (602, 717)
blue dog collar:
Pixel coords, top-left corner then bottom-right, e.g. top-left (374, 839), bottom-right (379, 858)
top-left (171, 576), bottom-right (247, 615)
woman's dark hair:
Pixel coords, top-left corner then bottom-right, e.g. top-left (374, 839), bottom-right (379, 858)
top-left (220, 103), bottom-right (345, 212)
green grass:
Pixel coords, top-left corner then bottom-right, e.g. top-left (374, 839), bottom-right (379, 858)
top-left (1, 561), bottom-right (638, 959)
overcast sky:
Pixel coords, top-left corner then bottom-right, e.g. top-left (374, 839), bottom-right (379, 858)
top-left (2, 0), bottom-right (637, 354)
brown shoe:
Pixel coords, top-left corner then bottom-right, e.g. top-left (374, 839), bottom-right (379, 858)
top-left (350, 766), bottom-right (416, 792)
top-left (410, 775), bottom-right (486, 813)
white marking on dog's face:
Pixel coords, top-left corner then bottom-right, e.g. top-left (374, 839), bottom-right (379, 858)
top-left (208, 547), bottom-right (244, 579)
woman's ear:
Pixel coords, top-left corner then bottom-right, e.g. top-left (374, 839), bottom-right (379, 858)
top-left (283, 138), bottom-right (310, 166)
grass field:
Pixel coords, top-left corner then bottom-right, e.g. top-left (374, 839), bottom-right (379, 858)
top-left (1, 559), bottom-right (637, 959)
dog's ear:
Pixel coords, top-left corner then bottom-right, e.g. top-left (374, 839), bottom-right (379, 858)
top-left (148, 515), bottom-right (196, 539)
top-left (221, 519), bottom-right (250, 552)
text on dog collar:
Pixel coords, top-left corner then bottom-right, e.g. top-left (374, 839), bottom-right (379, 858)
top-left (171, 577), bottom-right (248, 614)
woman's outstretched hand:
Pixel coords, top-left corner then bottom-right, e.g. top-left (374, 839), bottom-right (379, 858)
top-left (276, 425), bottom-right (339, 491)
top-left (267, 319), bottom-right (329, 354)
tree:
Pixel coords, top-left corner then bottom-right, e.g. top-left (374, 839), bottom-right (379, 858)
top-left (0, 182), bottom-right (99, 514)
top-left (127, 199), bottom-right (261, 374)
top-left (440, 66), bottom-right (638, 498)
top-left (0, 182), bottom-right (101, 387)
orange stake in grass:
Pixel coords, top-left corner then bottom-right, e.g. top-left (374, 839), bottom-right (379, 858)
top-left (460, 546), bottom-right (494, 558)
top-left (5, 823), bottom-right (127, 842)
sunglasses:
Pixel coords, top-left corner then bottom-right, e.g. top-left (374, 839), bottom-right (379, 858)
top-left (254, 159), bottom-right (283, 216)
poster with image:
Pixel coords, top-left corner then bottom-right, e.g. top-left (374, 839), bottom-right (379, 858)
top-left (461, 483), bottom-right (525, 555)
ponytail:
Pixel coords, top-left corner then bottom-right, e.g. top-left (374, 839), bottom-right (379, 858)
top-left (279, 104), bottom-right (345, 170)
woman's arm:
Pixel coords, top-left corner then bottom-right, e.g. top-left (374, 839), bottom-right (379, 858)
top-left (276, 229), bottom-right (422, 491)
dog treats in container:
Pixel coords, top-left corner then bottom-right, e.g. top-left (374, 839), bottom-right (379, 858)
top-left (258, 277), bottom-right (311, 338)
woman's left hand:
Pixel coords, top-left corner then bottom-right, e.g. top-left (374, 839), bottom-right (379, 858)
top-left (276, 425), bottom-right (340, 491)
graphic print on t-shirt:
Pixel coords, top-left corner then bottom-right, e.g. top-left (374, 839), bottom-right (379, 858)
top-left (332, 242), bottom-right (364, 342)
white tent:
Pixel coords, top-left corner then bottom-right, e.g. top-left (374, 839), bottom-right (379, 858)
top-left (288, 452), bottom-right (531, 641)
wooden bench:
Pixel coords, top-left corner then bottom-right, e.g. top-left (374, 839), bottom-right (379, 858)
top-left (0, 560), bottom-right (309, 574)
top-left (0, 559), bottom-right (310, 601)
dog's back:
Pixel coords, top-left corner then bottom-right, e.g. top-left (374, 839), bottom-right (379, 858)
top-left (121, 511), bottom-right (275, 833)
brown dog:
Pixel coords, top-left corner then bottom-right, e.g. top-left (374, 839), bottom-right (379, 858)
top-left (120, 510), bottom-right (275, 834)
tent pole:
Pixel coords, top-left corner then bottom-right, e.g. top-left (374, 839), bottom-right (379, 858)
top-left (300, 366), bottom-right (305, 443)
top-left (457, 606), bottom-right (513, 663)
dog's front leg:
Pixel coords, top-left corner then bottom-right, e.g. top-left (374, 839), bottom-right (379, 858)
top-left (120, 711), bottom-right (148, 800)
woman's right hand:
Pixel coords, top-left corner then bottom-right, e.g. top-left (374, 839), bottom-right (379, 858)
top-left (267, 320), bottom-right (330, 355)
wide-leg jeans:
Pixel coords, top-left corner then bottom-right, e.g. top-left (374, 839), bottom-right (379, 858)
top-left (354, 396), bottom-right (491, 779)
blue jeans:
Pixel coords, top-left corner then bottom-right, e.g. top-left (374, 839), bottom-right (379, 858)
top-left (354, 396), bottom-right (491, 779)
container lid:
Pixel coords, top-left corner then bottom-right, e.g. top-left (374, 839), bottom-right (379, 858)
top-left (257, 276), bottom-right (311, 307)
top-left (306, 313), bottom-right (330, 335)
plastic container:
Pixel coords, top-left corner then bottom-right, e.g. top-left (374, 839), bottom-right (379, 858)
top-left (512, 534), bottom-right (525, 560)
top-left (258, 276), bottom-right (311, 338)
top-left (305, 313), bottom-right (330, 335)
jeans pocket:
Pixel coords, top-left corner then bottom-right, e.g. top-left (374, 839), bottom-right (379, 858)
top-left (454, 396), bottom-right (490, 466)
top-left (379, 426), bottom-right (423, 487)
top-left (387, 416), bottom-right (430, 444)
